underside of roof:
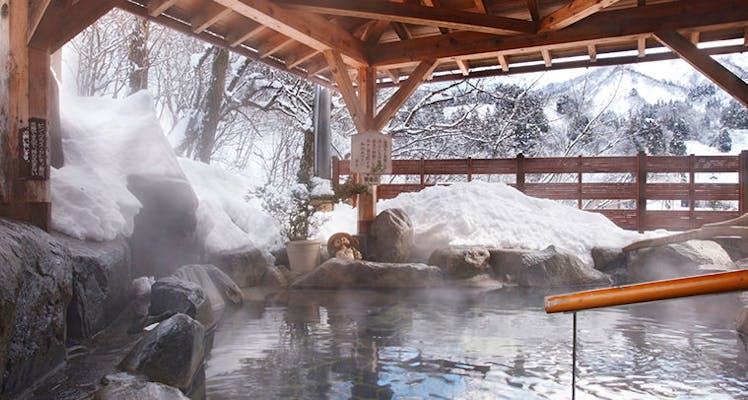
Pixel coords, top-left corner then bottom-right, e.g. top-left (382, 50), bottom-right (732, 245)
top-left (114, 0), bottom-right (748, 89)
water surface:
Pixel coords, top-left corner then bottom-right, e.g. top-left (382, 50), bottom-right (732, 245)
top-left (206, 288), bottom-right (748, 399)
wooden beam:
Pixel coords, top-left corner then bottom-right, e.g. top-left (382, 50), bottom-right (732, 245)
top-left (28, 0), bottom-right (115, 51)
top-left (258, 34), bottom-right (294, 58)
top-left (473, 0), bottom-right (487, 14)
top-left (286, 46), bottom-right (319, 68)
top-left (689, 31), bottom-right (700, 45)
top-left (497, 54), bottom-right (509, 71)
top-left (637, 36), bottom-right (646, 58)
top-left (148, 0), bottom-right (178, 17)
top-left (385, 68), bottom-right (400, 84)
top-left (27, 0), bottom-right (53, 42)
top-left (192, 3), bottom-right (233, 34)
top-left (227, 24), bottom-right (265, 47)
top-left (541, 48), bottom-right (552, 66)
top-left (324, 50), bottom-right (366, 132)
top-left (456, 59), bottom-right (469, 76)
top-left (277, 0), bottom-right (536, 35)
top-left (587, 43), bottom-right (597, 62)
top-left (374, 60), bottom-right (438, 131)
top-left (391, 22), bottom-right (412, 41)
top-left (539, 0), bottom-right (621, 32)
top-left (744, 27), bottom-right (748, 47)
top-left (526, 0), bottom-right (540, 21)
top-left (358, 66), bottom-right (376, 131)
top-left (362, 20), bottom-right (390, 44)
top-left (213, 0), bottom-right (367, 65)
top-left (654, 30), bottom-right (748, 108)
top-left (370, 0), bottom-right (748, 67)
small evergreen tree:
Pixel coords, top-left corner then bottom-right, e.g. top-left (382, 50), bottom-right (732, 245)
top-left (717, 129), bottom-right (732, 153)
top-left (720, 101), bottom-right (748, 129)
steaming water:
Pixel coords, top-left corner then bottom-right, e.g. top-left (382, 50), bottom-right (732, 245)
top-left (205, 289), bottom-right (748, 399)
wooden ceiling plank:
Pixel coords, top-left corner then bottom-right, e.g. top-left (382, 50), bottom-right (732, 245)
top-left (214, 0), bottom-right (367, 65)
top-left (456, 59), bottom-right (469, 75)
top-left (587, 44), bottom-right (597, 62)
top-left (259, 35), bottom-right (294, 58)
top-left (539, 0), bottom-right (622, 32)
top-left (526, 0), bottom-right (540, 21)
top-left (324, 50), bottom-right (366, 132)
top-left (497, 54), bottom-right (509, 71)
top-left (277, 0), bottom-right (536, 35)
top-left (192, 3), bottom-right (233, 34)
top-left (286, 47), bottom-right (320, 68)
top-left (370, 0), bottom-right (748, 67)
top-left (148, 0), bottom-right (178, 17)
top-left (654, 30), bottom-right (748, 108)
top-left (374, 59), bottom-right (438, 131)
top-left (29, 0), bottom-right (115, 51)
top-left (227, 24), bottom-right (266, 47)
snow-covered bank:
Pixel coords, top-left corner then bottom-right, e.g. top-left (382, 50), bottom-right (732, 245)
top-left (319, 181), bottom-right (642, 264)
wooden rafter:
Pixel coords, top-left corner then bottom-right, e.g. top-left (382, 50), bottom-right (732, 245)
top-left (497, 54), bottom-right (509, 71)
top-left (374, 60), bottom-right (438, 131)
top-left (28, 0), bottom-right (53, 42)
top-left (148, 0), bottom-right (178, 17)
top-left (324, 50), bottom-right (366, 132)
top-left (539, 0), bottom-right (621, 32)
top-left (654, 30), bottom-right (748, 108)
top-left (29, 0), bottom-right (115, 51)
top-left (361, 20), bottom-right (390, 44)
top-left (526, 0), bottom-right (540, 21)
top-left (637, 36), bottom-right (646, 58)
top-left (213, 0), bottom-right (367, 65)
top-left (227, 24), bottom-right (266, 47)
top-left (258, 34), bottom-right (294, 58)
top-left (456, 59), bottom-right (469, 76)
top-left (286, 46), bottom-right (319, 68)
top-left (587, 44), bottom-right (597, 62)
top-left (369, 0), bottom-right (748, 67)
top-left (473, 0), bottom-right (486, 14)
top-left (191, 3), bottom-right (233, 34)
top-left (277, 0), bottom-right (536, 35)
top-left (541, 49), bottom-right (552, 66)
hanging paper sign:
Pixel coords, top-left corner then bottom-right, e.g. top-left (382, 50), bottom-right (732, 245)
top-left (350, 131), bottom-right (392, 180)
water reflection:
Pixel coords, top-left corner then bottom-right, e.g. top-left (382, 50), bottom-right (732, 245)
top-left (206, 289), bottom-right (748, 399)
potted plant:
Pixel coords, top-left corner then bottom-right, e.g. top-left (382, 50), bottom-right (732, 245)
top-left (255, 180), bottom-right (324, 273)
top-left (333, 177), bottom-right (369, 205)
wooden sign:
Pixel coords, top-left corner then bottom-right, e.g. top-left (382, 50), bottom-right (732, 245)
top-left (350, 131), bottom-right (392, 183)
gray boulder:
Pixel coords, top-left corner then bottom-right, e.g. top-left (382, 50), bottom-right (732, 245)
top-left (149, 277), bottom-right (207, 321)
top-left (0, 219), bottom-right (72, 397)
top-left (120, 314), bottom-right (205, 394)
top-left (95, 373), bottom-right (189, 400)
top-left (261, 265), bottom-right (290, 288)
top-left (490, 246), bottom-right (612, 288)
top-left (367, 208), bottom-right (414, 262)
top-left (173, 265), bottom-right (228, 328)
top-left (738, 307), bottom-right (748, 336)
top-left (591, 246), bottom-right (626, 272)
top-left (625, 240), bottom-right (734, 282)
top-left (204, 265), bottom-right (243, 304)
top-left (713, 237), bottom-right (748, 261)
top-left (54, 234), bottom-right (132, 341)
top-left (291, 258), bottom-right (443, 289)
top-left (210, 246), bottom-right (274, 287)
top-left (428, 246), bottom-right (491, 278)
top-left (128, 174), bottom-right (200, 278)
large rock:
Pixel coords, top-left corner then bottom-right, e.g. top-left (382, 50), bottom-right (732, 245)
top-left (95, 373), bottom-right (189, 400)
top-left (149, 277), bottom-right (207, 322)
top-left (210, 246), bottom-right (274, 288)
top-left (120, 313), bottom-right (205, 394)
top-left (625, 240), bottom-right (734, 282)
top-left (291, 258), bottom-right (443, 289)
top-left (591, 246), bottom-right (626, 273)
top-left (204, 265), bottom-right (243, 305)
top-left (0, 219), bottom-right (73, 397)
top-left (367, 208), bottom-right (414, 263)
top-left (428, 246), bottom-right (491, 278)
top-left (55, 234), bottom-right (132, 341)
top-left (490, 246), bottom-right (612, 288)
top-left (713, 237), bottom-right (748, 262)
top-left (174, 264), bottom-right (242, 328)
top-left (128, 174), bottom-right (200, 278)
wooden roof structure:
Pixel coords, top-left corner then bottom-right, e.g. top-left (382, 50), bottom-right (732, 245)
top-left (3, 0), bottom-right (748, 231)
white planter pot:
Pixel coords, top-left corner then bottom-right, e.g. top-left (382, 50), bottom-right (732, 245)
top-left (286, 240), bottom-right (321, 273)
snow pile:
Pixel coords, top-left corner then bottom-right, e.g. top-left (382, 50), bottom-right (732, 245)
top-left (179, 158), bottom-right (281, 253)
top-left (319, 181), bottom-right (642, 264)
top-left (52, 92), bottom-right (183, 240)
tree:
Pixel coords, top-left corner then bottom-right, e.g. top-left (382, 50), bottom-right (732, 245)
top-left (717, 129), bottom-right (732, 153)
top-left (127, 17), bottom-right (149, 94)
top-left (720, 100), bottom-right (748, 129)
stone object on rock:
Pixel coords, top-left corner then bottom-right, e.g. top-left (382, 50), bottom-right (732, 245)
top-left (490, 246), bottom-right (611, 288)
top-left (120, 313), bottom-right (205, 395)
top-left (55, 234), bottom-right (132, 341)
top-left (210, 246), bottom-right (274, 287)
top-left (367, 208), bottom-right (414, 263)
top-left (625, 240), bottom-right (734, 282)
top-left (428, 246), bottom-right (491, 279)
top-left (95, 373), bottom-right (189, 400)
top-left (291, 258), bottom-right (443, 289)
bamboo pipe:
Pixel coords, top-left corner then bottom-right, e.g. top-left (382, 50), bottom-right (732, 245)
top-left (545, 269), bottom-right (748, 314)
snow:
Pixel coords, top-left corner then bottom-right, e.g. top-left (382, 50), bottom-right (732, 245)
top-left (319, 181), bottom-right (642, 264)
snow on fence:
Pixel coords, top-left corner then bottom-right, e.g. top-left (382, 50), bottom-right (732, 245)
top-left (332, 151), bottom-right (748, 232)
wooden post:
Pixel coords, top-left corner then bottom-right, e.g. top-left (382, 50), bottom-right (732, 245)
top-left (577, 155), bottom-right (583, 209)
top-left (467, 157), bottom-right (472, 182)
top-left (331, 155), bottom-right (340, 189)
top-left (419, 157), bottom-right (425, 188)
top-left (516, 153), bottom-right (525, 193)
top-left (357, 185), bottom-right (377, 234)
top-left (637, 151), bottom-right (647, 233)
top-left (741, 150), bottom-right (748, 215)
top-left (688, 154), bottom-right (696, 229)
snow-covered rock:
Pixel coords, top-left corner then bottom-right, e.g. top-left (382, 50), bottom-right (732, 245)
top-left (428, 246), bottom-right (491, 279)
top-left (625, 240), bottom-right (734, 282)
top-left (490, 246), bottom-right (611, 288)
top-left (367, 208), bottom-right (414, 263)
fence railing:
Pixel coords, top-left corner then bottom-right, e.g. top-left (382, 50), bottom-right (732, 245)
top-left (332, 151), bottom-right (748, 232)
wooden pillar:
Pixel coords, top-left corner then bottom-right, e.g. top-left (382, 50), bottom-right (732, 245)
top-left (637, 151), bottom-right (647, 233)
top-left (0, 0), bottom-right (52, 230)
top-left (740, 150), bottom-right (748, 215)
top-left (356, 65), bottom-right (377, 234)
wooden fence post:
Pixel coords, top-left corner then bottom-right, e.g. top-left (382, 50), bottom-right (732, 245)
top-left (419, 157), bottom-right (425, 188)
top-left (741, 150), bottom-right (748, 215)
top-left (637, 151), bottom-right (647, 233)
top-left (577, 155), bottom-right (583, 209)
top-left (688, 154), bottom-right (696, 228)
top-left (467, 157), bottom-right (473, 182)
top-left (516, 153), bottom-right (525, 193)
top-left (331, 156), bottom-right (340, 189)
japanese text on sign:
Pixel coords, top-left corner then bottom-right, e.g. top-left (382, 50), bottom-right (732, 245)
top-left (350, 131), bottom-right (392, 178)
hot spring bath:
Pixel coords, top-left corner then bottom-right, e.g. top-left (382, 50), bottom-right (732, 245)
top-left (205, 288), bottom-right (748, 399)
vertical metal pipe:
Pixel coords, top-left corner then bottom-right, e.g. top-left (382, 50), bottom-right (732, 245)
top-left (313, 85), bottom-right (331, 179)
top-left (572, 312), bottom-right (577, 400)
